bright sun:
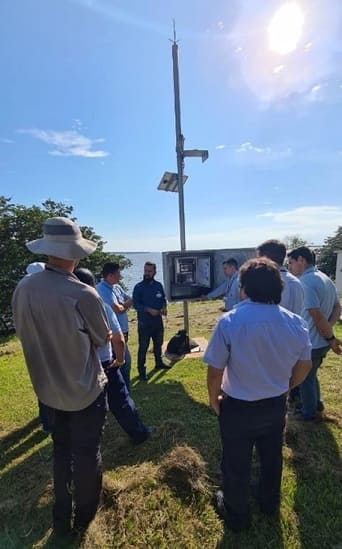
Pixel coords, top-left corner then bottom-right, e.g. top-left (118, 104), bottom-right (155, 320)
top-left (268, 2), bottom-right (304, 55)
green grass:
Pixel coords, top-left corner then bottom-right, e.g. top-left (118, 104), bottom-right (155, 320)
top-left (0, 302), bottom-right (341, 548)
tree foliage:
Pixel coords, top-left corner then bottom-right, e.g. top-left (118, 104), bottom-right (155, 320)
top-left (318, 226), bottom-right (342, 279)
top-left (0, 197), bottom-right (131, 313)
top-left (283, 234), bottom-right (308, 249)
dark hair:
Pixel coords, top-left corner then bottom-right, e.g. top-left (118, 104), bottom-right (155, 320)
top-left (102, 262), bottom-right (120, 278)
top-left (257, 239), bottom-right (286, 265)
top-left (287, 246), bottom-right (314, 265)
top-left (144, 261), bottom-right (156, 271)
top-left (74, 267), bottom-right (96, 288)
top-left (239, 257), bottom-right (283, 304)
top-left (223, 258), bottom-right (238, 269)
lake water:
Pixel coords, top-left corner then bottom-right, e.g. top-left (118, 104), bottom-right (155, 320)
top-left (119, 252), bottom-right (163, 294)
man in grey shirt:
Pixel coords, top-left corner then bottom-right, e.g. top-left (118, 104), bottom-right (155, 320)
top-left (12, 217), bottom-right (111, 537)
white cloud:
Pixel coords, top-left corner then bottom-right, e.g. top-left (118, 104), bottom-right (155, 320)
top-left (18, 128), bottom-right (109, 158)
top-left (236, 141), bottom-right (271, 154)
top-left (104, 205), bottom-right (341, 251)
top-left (215, 144), bottom-right (226, 150)
top-left (1, 138), bottom-right (15, 144)
top-left (232, 141), bottom-right (292, 165)
top-left (257, 205), bottom-right (342, 240)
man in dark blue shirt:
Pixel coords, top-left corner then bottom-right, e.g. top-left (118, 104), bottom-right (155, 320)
top-left (133, 261), bottom-right (170, 381)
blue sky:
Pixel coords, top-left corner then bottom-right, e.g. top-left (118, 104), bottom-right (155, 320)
top-left (1, 0), bottom-right (341, 251)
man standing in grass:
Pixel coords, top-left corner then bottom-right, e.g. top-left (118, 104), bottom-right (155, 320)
top-left (287, 246), bottom-right (342, 421)
top-left (133, 261), bottom-right (170, 381)
top-left (96, 262), bottom-right (133, 391)
top-left (204, 258), bottom-right (312, 531)
top-left (12, 217), bottom-right (111, 537)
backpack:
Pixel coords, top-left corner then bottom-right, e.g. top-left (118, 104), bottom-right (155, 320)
top-left (166, 329), bottom-right (190, 356)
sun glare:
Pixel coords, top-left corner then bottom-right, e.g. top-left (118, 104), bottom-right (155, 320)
top-left (268, 2), bottom-right (304, 55)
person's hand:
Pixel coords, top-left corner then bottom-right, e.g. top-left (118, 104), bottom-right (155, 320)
top-left (146, 307), bottom-right (160, 317)
top-left (210, 394), bottom-right (223, 415)
top-left (161, 307), bottom-right (167, 316)
top-left (106, 330), bottom-right (112, 342)
top-left (124, 298), bottom-right (133, 309)
top-left (330, 337), bottom-right (342, 355)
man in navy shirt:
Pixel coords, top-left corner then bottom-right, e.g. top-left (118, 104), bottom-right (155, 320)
top-left (133, 262), bottom-right (170, 381)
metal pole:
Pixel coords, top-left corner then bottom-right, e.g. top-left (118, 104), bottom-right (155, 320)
top-left (172, 32), bottom-right (189, 335)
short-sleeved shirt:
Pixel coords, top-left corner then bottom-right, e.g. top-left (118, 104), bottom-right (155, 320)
top-left (97, 303), bottom-right (122, 363)
top-left (97, 280), bottom-right (130, 333)
top-left (299, 266), bottom-right (339, 349)
top-left (280, 267), bottom-right (304, 315)
top-left (12, 266), bottom-right (109, 411)
top-left (133, 279), bottom-right (166, 325)
top-left (207, 272), bottom-right (240, 311)
top-left (203, 300), bottom-right (312, 401)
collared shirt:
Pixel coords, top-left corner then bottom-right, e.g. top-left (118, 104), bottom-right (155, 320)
top-left (96, 280), bottom-right (130, 333)
top-left (280, 267), bottom-right (304, 315)
top-left (133, 279), bottom-right (166, 324)
top-left (203, 300), bottom-right (312, 401)
top-left (207, 271), bottom-right (240, 311)
top-left (300, 266), bottom-right (339, 349)
top-left (12, 265), bottom-right (109, 411)
top-left (97, 303), bottom-right (122, 363)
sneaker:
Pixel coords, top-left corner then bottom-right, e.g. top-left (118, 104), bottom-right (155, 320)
top-left (138, 374), bottom-right (148, 382)
top-left (155, 362), bottom-right (172, 370)
top-left (132, 425), bottom-right (156, 445)
top-left (317, 400), bottom-right (325, 412)
top-left (214, 490), bottom-right (250, 532)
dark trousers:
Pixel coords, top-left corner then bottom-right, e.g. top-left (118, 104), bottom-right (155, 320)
top-left (300, 346), bottom-right (329, 419)
top-left (137, 322), bottom-right (164, 376)
top-left (102, 362), bottom-right (148, 442)
top-left (219, 393), bottom-right (287, 523)
top-left (46, 391), bottom-right (107, 533)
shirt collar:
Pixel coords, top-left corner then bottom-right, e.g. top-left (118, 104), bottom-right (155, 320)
top-left (301, 266), bottom-right (316, 277)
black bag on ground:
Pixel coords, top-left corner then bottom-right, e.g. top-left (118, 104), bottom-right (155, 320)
top-left (166, 329), bottom-right (191, 356)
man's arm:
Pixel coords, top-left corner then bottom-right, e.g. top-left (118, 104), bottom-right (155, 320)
top-left (206, 280), bottom-right (228, 300)
top-left (328, 301), bottom-right (341, 327)
top-left (111, 331), bottom-right (126, 365)
top-left (207, 366), bottom-right (224, 415)
top-left (308, 307), bottom-right (342, 354)
top-left (289, 359), bottom-right (312, 389)
top-left (132, 284), bottom-right (146, 314)
top-left (111, 295), bottom-right (133, 314)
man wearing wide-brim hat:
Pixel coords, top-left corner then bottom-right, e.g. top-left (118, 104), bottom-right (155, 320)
top-left (12, 217), bottom-right (112, 537)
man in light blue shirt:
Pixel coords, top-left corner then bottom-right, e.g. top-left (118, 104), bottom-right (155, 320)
top-left (206, 258), bottom-right (240, 311)
top-left (97, 262), bottom-right (132, 391)
top-left (288, 246), bottom-right (341, 420)
top-left (203, 257), bottom-right (312, 531)
top-left (75, 268), bottom-right (151, 444)
top-left (257, 240), bottom-right (304, 315)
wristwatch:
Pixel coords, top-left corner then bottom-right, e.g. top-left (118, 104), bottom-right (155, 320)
top-left (325, 335), bottom-right (335, 342)
top-left (115, 359), bottom-right (126, 366)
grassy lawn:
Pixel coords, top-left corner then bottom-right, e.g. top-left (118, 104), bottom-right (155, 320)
top-left (0, 301), bottom-right (341, 548)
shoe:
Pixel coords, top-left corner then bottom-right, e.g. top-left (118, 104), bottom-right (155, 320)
top-left (293, 408), bottom-right (318, 422)
top-left (155, 362), bottom-right (172, 370)
top-left (138, 374), bottom-right (148, 381)
top-left (214, 490), bottom-right (250, 532)
top-left (317, 400), bottom-right (324, 412)
top-left (132, 425), bottom-right (156, 445)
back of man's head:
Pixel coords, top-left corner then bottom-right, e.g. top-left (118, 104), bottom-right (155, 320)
top-left (257, 239), bottom-right (286, 266)
top-left (287, 246), bottom-right (314, 265)
top-left (240, 257), bottom-right (283, 304)
top-left (74, 268), bottom-right (96, 288)
top-left (102, 262), bottom-right (120, 278)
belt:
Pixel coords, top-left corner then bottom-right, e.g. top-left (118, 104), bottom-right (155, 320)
top-left (222, 392), bottom-right (286, 407)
